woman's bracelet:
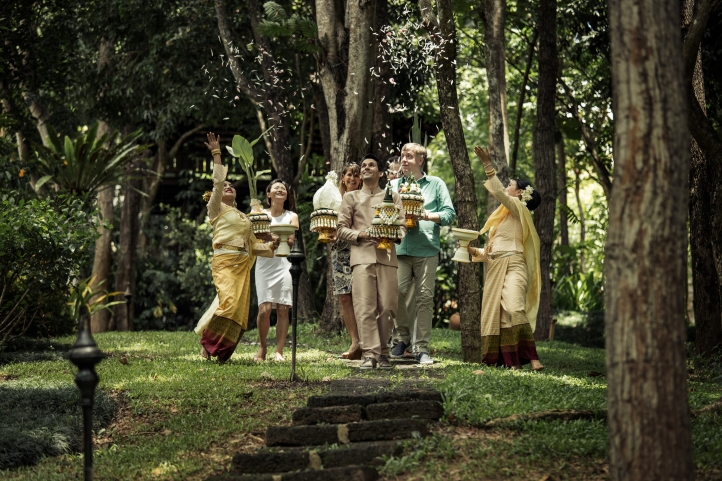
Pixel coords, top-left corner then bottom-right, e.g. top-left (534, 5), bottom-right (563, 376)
top-left (211, 148), bottom-right (221, 156)
top-left (485, 169), bottom-right (496, 178)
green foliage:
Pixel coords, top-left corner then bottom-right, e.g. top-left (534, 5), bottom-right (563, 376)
top-left (0, 379), bottom-right (117, 470)
top-left (0, 196), bottom-right (99, 346)
top-left (67, 276), bottom-right (125, 321)
top-left (33, 123), bottom-right (146, 204)
top-left (134, 206), bottom-right (215, 331)
top-left (553, 269), bottom-right (604, 312)
top-left (0, 138), bottom-right (35, 202)
top-left (226, 130), bottom-right (272, 202)
top-left (258, 2), bottom-right (319, 53)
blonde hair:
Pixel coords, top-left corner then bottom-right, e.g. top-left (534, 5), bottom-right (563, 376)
top-left (338, 163), bottom-right (361, 195)
top-left (401, 143), bottom-right (427, 162)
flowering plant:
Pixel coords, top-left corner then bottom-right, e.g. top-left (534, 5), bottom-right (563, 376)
top-left (520, 185), bottom-right (534, 206)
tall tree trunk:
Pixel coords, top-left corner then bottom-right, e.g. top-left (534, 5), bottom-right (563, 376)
top-left (683, 0), bottom-right (722, 357)
top-left (315, 0), bottom-right (375, 175)
top-left (557, 132), bottom-right (569, 247)
top-left (314, 0), bottom-right (376, 331)
top-left (313, 80), bottom-right (342, 329)
top-left (606, 0), bottom-right (694, 479)
top-left (113, 156), bottom-right (145, 331)
top-left (90, 42), bottom-right (115, 333)
top-left (318, 245), bottom-right (343, 332)
top-left (91, 184), bottom-right (114, 333)
top-left (421, 0), bottom-right (482, 362)
top-left (371, 0), bottom-right (394, 159)
top-left (510, 29), bottom-right (537, 177)
top-left (532, 0), bottom-right (557, 341)
top-left (481, 0), bottom-right (511, 217)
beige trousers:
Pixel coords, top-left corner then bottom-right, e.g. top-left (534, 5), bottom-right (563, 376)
top-left (352, 263), bottom-right (398, 358)
top-left (393, 255), bottom-right (438, 353)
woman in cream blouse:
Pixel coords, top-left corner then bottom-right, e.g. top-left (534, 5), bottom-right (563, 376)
top-left (466, 146), bottom-right (544, 371)
top-left (196, 133), bottom-right (277, 363)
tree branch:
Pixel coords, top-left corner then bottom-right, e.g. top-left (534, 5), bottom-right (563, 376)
top-left (214, 0), bottom-right (262, 101)
top-left (169, 124), bottom-right (205, 159)
top-left (481, 409), bottom-right (607, 428)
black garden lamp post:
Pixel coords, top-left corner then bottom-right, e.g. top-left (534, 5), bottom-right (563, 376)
top-left (287, 229), bottom-right (306, 381)
top-left (68, 312), bottom-right (105, 481)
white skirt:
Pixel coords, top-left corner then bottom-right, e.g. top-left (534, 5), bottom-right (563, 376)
top-left (255, 255), bottom-right (293, 307)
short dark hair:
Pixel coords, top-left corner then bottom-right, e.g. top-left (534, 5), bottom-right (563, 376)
top-left (265, 179), bottom-right (296, 211)
top-left (514, 179), bottom-right (541, 211)
top-left (361, 153), bottom-right (386, 173)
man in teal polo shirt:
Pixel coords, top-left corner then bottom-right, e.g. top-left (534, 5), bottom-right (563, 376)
top-left (391, 143), bottom-right (456, 364)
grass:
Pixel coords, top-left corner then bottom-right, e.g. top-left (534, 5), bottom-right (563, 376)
top-left (0, 323), bottom-right (720, 480)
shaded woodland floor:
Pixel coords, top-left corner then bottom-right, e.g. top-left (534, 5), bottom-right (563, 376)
top-left (0, 323), bottom-right (720, 480)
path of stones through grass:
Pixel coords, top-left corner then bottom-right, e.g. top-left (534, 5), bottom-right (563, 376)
top-left (204, 374), bottom-right (445, 481)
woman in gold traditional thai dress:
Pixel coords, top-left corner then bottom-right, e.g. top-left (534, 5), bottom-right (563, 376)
top-left (197, 132), bottom-right (276, 362)
top-left (466, 146), bottom-right (544, 370)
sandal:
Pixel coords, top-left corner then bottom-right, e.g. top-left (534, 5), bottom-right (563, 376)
top-left (342, 345), bottom-right (362, 361)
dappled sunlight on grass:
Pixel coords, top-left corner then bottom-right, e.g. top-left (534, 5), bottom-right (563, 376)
top-left (1, 326), bottom-right (720, 480)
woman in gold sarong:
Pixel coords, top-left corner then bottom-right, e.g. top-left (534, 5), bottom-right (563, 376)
top-left (196, 133), bottom-right (276, 362)
top-left (466, 146), bottom-right (544, 370)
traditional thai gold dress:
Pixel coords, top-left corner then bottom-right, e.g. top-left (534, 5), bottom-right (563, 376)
top-left (198, 163), bottom-right (274, 361)
top-left (471, 175), bottom-right (541, 367)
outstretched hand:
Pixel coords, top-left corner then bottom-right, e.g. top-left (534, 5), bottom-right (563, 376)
top-left (204, 132), bottom-right (221, 153)
top-left (473, 145), bottom-right (491, 166)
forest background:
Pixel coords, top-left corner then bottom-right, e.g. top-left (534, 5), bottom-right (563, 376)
top-left (1, 0), bottom-right (721, 362)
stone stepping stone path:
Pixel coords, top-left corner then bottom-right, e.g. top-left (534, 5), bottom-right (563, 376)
top-left (206, 379), bottom-right (442, 481)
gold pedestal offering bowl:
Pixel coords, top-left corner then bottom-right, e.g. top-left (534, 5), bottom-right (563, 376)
top-left (398, 174), bottom-right (424, 228)
top-left (310, 208), bottom-right (338, 243)
top-left (367, 186), bottom-right (404, 251)
top-left (248, 212), bottom-right (271, 235)
top-left (401, 196), bottom-right (425, 228)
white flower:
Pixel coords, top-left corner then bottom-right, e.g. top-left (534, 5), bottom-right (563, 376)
top-left (520, 185), bottom-right (534, 206)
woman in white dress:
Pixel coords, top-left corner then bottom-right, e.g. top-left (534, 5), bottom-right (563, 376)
top-left (254, 179), bottom-right (299, 362)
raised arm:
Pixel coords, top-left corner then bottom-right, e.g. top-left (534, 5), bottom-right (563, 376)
top-left (205, 133), bottom-right (227, 220)
top-left (473, 145), bottom-right (520, 218)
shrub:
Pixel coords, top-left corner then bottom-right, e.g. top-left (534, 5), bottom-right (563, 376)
top-left (134, 205), bottom-right (215, 330)
top-left (0, 197), bottom-right (99, 347)
top-left (0, 379), bottom-right (117, 470)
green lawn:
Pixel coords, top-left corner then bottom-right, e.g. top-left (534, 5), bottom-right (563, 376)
top-left (1, 325), bottom-right (720, 480)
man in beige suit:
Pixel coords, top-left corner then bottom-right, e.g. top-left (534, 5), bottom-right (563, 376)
top-left (337, 154), bottom-right (406, 369)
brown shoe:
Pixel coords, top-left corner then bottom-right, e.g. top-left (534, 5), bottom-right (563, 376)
top-left (377, 355), bottom-right (393, 370)
top-left (359, 357), bottom-right (377, 370)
